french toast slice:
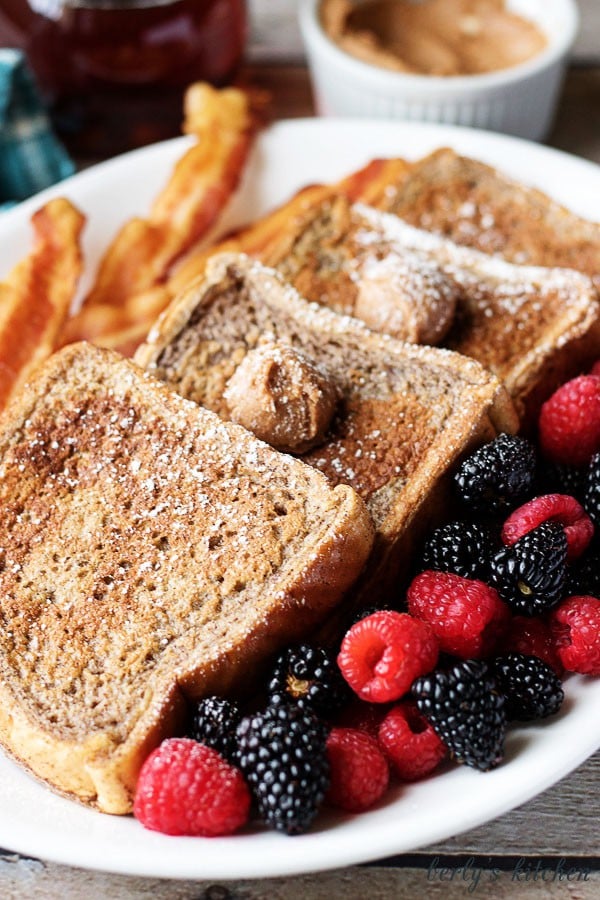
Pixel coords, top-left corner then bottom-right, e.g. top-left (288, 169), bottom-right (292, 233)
top-left (168, 147), bottom-right (600, 297)
top-left (0, 342), bottom-right (374, 814)
top-left (260, 195), bottom-right (600, 421)
top-left (375, 148), bottom-right (600, 288)
top-left (136, 253), bottom-right (517, 608)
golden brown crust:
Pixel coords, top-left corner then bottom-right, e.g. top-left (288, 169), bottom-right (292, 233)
top-left (136, 253), bottom-right (517, 607)
top-left (0, 342), bottom-right (374, 813)
top-left (261, 195), bottom-right (600, 423)
top-left (378, 147), bottom-right (600, 290)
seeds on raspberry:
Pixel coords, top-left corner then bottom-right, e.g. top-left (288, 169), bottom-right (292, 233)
top-left (407, 571), bottom-right (509, 658)
top-left (337, 611), bottom-right (439, 704)
top-left (492, 653), bottom-right (564, 721)
top-left (412, 660), bottom-right (506, 772)
top-left (378, 701), bottom-right (446, 781)
top-left (453, 433), bottom-right (536, 513)
top-left (490, 521), bottom-right (567, 616)
top-left (550, 595), bottom-right (600, 676)
top-left (133, 738), bottom-right (251, 837)
top-left (539, 375), bottom-right (600, 466)
top-left (325, 727), bottom-right (389, 812)
top-left (501, 494), bottom-right (594, 562)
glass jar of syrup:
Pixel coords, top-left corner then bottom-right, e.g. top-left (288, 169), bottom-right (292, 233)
top-left (0, 0), bottom-right (247, 158)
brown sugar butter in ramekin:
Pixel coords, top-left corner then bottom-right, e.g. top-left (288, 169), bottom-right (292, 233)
top-left (320, 0), bottom-right (548, 76)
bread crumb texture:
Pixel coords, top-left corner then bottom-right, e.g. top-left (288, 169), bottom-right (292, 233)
top-left (0, 344), bottom-right (371, 749)
top-left (144, 254), bottom-right (508, 524)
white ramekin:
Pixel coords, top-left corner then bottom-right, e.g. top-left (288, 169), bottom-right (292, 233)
top-left (298, 0), bottom-right (579, 141)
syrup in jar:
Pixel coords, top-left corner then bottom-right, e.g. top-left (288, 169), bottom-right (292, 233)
top-left (0, 0), bottom-right (247, 157)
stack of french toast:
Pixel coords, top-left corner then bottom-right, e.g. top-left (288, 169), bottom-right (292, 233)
top-left (0, 147), bottom-right (598, 816)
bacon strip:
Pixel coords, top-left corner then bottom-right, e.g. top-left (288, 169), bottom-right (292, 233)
top-left (62, 83), bottom-right (266, 348)
top-left (60, 110), bottom-right (410, 358)
top-left (0, 198), bottom-right (84, 411)
top-left (166, 157), bottom-right (413, 297)
top-left (166, 183), bottom-right (332, 297)
top-left (338, 157), bottom-right (412, 205)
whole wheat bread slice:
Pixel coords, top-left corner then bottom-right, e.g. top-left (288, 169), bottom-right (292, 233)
top-left (0, 342), bottom-right (374, 814)
top-left (136, 253), bottom-right (517, 609)
top-left (260, 195), bottom-right (600, 421)
top-left (376, 147), bottom-right (600, 289)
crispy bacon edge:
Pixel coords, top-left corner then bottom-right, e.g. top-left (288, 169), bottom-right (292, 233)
top-left (0, 197), bottom-right (85, 412)
top-left (61, 83), bottom-right (267, 350)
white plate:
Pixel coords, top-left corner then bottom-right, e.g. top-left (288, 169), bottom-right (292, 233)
top-left (0, 119), bottom-right (599, 880)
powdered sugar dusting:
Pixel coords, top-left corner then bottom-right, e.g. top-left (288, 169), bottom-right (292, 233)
top-left (354, 203), bottom-right (596, 298)
top-left (0, 345), bottom-right (367, 742)
top-left (137, 252), bottom-right (504, 527)
top-left (350, 203), bottom-right (599, 388)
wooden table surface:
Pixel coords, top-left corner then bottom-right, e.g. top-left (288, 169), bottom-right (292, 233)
top-left (2, 2), bottom-right (599, 897)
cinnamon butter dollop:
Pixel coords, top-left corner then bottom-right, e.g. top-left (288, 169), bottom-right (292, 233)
top-left (224, 343), bottom-right (338, 454)
top-left (320, 0), bottom-right (547, 77)
top-left (354, 253), bottom-right (459, 345)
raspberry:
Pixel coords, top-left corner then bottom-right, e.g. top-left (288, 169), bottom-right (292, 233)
top-left (501, 494), bottom-right (594, 562)
top-left (550, 595), bottom-right (600, 675)
top-left (133, 738), bottom-right (250, 836)
top-left (539, 375), bottom-right (600, 466)
top-left (407, 571), bottom-right (510, 659)
top-left (453, 433), bottom-right (536, 513)
top-left (418, 520), bottom-right (496, 581)
top-left (268, 644), bottom-right (349, 718)
top-left (378, 701), bottom-right (446, 781)
top-left (334, 697), bottom-right (389, 739)
top-left (412, 660), bottom-right (506, 771)
top-left (337, 611), bottom-right (439, 703)
top-left (491, 522), bottom-right (567, 616)
top-left (491, 653), bottom-right (564, 721)
top-left (325, 727), bottom-right (389, 812)
top-left (499, 616), bottom-right (563, 675)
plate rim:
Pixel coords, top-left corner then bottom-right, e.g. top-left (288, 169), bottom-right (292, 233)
top-left (0, 117), bottom-right (598, 880)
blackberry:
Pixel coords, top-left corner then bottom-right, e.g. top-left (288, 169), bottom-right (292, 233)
top-left (492, 653), bottom-right (564, 721)
top-left (566, 541), bottom-right (600, 597)
top-left (419, 520), bottom-right (496, 580)
top-left (268, 644), bottom-right (349, 718)
top-left (411, 659), bottom-right (505, 771)
top-left (348, 602), bottom-right (394, 627)
top-left (583, 452), bottom-right (600, 526)
top-left (454, 433), bottom-right (536, 513)
top-left (536, 458), bottom-right (586, 503)
top-left (490, 521), bottom-right (567, 616)
top-left (188, 696), bottom-right (241, 763)
top-left (236, 702), bottom-right (330, 835)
